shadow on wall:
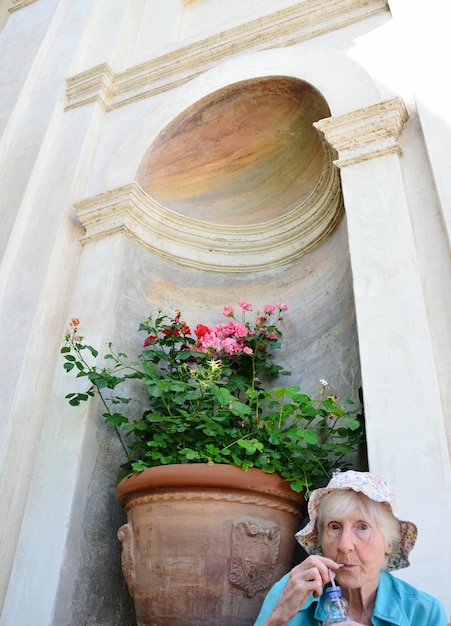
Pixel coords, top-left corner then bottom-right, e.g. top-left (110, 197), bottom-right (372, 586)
top-left (54, 419), bottom-right (136, 626)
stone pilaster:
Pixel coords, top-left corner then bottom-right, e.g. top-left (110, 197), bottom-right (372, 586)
top-left (315, 97), bottom-right (451, 600)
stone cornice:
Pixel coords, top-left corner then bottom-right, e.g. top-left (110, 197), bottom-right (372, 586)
top-left (66, 63), bottom-right (115, 110)
top-left (74, 147), bottom-right (343, 272)
top-left (314, 97), bottom-right (409, 168)
top-left (8, 0), bottom-right (39, 12)
top-left (65, 0), bottom-right (388, 111)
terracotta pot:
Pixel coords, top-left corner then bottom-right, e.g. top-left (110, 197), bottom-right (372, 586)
top-left (116, 464), bottom-right (306, 626)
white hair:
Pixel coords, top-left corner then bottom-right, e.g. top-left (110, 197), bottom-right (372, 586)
top-left (316, 490), bottom-right (401, 569)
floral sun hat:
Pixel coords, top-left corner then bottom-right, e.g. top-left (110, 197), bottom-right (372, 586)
top-left (295, 470), bottom-right (417, 571)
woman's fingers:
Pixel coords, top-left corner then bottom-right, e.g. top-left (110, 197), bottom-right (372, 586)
top-left (265, 556), bottom-right (345, 624)
top-left (302, 555), bottom-right (339, 584)
top-left (286, 556), bottom-right (335, 598)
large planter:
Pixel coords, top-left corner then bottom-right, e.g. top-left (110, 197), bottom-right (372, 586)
top-left (115, 464), bottom-right (307, 626)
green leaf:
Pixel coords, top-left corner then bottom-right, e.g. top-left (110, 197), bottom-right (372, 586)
top-left (90, 375), bottom-right (109, 389)
top-left (183, 448), bottom-right (201, 460)
top-left (85, 345), bottom-right (98, 358)
top-left (131, 461), bottom-right (148, 472)
top-left (145, 412), bottom-right (166, 423)
top-left (69, 394), bottom-right (88, 405)
top-left (142, 361), bottom-right (158, 377)
top-left (104, 412), bottom-right (128, 427)
top-left (303, 429), bottom-right (319, 445)
top-left (237, 439), bottom-right (264, 453)
top-left (214, 386), bottom-right (233, 405)
top-left (344, 417), bottom-right (361, 430)
top-left (229, 398), bottom-right (252, 416)
top-left (289, 479), bottom-right (308, 494)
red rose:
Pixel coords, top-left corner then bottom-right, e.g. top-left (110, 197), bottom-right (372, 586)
top-left (143, 335), bottom-right (157, 347)
top-left (194, 324), bottom-right (210, 339)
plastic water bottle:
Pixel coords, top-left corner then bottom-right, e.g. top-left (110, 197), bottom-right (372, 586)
top-left (323, 586), bottom-right (353, 624)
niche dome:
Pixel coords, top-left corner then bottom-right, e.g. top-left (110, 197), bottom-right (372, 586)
top-left (136, 76), bottom-right (331, 226)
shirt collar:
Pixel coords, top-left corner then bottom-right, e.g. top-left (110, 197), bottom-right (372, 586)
top-left (371, 570), bottom-right (409, 625)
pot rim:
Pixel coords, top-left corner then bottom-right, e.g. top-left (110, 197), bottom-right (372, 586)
top-left (115, 463), bottom-right (306, 509)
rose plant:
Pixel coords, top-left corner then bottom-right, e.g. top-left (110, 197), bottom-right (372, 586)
top-left (61, 301), bottom-right (365, 495)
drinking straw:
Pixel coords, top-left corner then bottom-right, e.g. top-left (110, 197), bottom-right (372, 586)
top-left (328, 568), bottom-right (345, 619)
top-left (328, 568), bottom-right (337, 590)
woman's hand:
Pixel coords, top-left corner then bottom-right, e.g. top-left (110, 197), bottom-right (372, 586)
top-left (262, 555), bottom-right (342, 626)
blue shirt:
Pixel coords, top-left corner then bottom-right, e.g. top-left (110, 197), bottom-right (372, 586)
top-left (254, 570), bottom-right (448, 625)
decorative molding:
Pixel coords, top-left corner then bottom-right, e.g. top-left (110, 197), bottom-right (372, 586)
top-left (121, 491), bottom-right (303, 515)
top-left (229, 518), bottom-right (280, 597)
top-left (66, 63), bottom-right (115, 110)
top-left (8, 0), bottom-right (39, 12)
top-left (65, 0), bottom-right (389, 111)
top-left (314, 97), bottom-right (409, 168)
top-left (74, 144), bottom-right (343, 272)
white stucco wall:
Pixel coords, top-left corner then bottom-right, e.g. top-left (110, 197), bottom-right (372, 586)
top-left (0, 0), bottom-right (450, 623)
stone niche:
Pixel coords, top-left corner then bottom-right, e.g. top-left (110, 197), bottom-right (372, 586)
top-left (66, 75), bottom-right (362, 625)
top-left (105, 75), bottom-right (359, 397)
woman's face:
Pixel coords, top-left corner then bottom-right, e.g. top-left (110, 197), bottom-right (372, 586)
top-left (320, 505), bottom-right (392, 594)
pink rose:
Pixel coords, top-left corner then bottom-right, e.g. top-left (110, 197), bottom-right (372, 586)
top-left (221, 306), bottom-right (234, 317)
top-left (221, 337), bottom-right (240, 354)
top-left (233, 323), bottom-right (249, 338)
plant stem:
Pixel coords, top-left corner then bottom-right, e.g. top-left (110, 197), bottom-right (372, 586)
top-left (219, 429), bottom-right (259, 453)
top-left (96, 386), bottom-right (133, 462)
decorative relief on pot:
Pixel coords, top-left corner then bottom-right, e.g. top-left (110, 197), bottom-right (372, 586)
top-left (229, 517), bottom-right (280, 597)
top-left (117, 523), bottom-right (136, 596)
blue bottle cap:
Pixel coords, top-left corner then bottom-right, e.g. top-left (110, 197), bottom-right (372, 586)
top-left (325, 586), bottom-right (343, 598)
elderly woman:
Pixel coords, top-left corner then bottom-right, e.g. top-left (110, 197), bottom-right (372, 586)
top-left (254, 470), bottom-right (448, 625)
